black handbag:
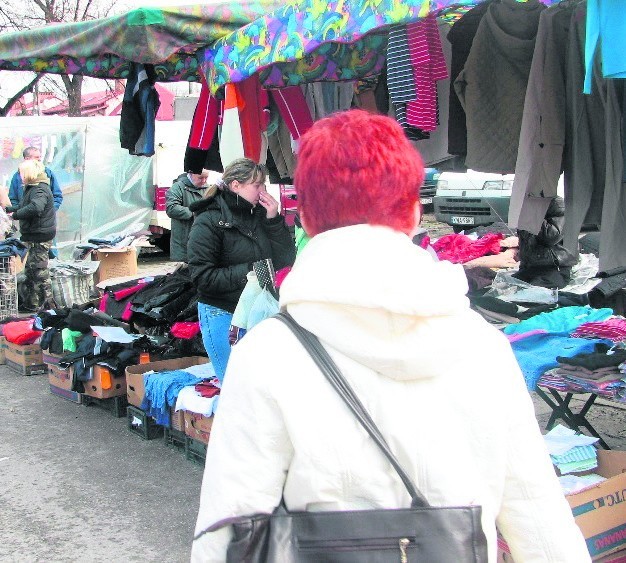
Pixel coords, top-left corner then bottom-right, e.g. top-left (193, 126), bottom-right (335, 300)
top-left (195, 312), bottom-right (488, 562)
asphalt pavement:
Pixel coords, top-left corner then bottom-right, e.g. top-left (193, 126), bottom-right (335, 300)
top-left (0, 365), bottom-right (203, 563)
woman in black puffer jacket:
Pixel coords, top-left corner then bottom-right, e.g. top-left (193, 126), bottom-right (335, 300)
top-left (5, 159), bottom-right (57, 311)
top-left (187, 158), bottom-right (295, 380)
top-left (515, 196), bottom-right (577, 289)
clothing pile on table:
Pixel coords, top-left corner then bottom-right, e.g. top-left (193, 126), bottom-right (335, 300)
top-left (538, 342), bottom-right (626, 402)
top-left (141, 363), bottom-right (218, 426)
top-left (504, 306), bottom-right (616, 390)
top-left (98, 266), bottom-right (205, 358)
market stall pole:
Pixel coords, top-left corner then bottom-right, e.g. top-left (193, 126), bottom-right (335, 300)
top-left (0, 256), bottom-right (18, 319)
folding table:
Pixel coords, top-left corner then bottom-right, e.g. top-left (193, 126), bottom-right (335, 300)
top-left (535, 386), bottom-right (611, 449)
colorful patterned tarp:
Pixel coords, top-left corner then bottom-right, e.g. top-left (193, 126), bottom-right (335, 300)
top-left (0, 2), bottom-right (285, 81)
top-left (203, 0), bottom-right (485, 93)
top-left (0, 1), bottom-right (559, 87)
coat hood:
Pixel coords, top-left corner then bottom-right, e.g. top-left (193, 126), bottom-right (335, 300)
top-left (279, 225), bottom-right (476, 382)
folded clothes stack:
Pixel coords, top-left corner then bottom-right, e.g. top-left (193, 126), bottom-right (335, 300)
top-left (544, 425), bottom-right (600, 477)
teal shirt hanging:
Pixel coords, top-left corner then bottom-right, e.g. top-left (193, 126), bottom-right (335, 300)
top-left (584, 0), bottom-right (626, 94)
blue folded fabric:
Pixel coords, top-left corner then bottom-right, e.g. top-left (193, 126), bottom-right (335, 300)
top-left (511, 333), bottom-right (613, 390)
top-left (141, 369), bottom-right (199, 426)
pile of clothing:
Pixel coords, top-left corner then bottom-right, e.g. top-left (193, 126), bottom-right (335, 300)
top-left (504, 306), bottom-right (615, 390)
top-left (98, 266), bottom-right (204, 357)
top-left (538, 343), bottom-right (626, 402)
top-left (543, 425), bottom-right (606, 497)
top-left (38, 306), bottom-right (178, 392)
top-left (141, 363), bottom-right (218, 426)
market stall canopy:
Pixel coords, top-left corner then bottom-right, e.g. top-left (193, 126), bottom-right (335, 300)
top-left (0, 1), bottom-right (285, 82)
top-left (202, 0), bottom-right (484, 94)
top-left (0, 0), bottom-right (483, 88)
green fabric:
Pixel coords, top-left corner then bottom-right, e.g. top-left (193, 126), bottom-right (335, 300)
top-left (294, 226), bottom-right (310, 256)
top-left (127, 8), bottom-right (165, 26)
top-left (62, 328), bottom-right (83, 353)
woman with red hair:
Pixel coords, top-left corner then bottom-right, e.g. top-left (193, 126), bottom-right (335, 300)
top-left (192, 110), bottom-right (589, 562)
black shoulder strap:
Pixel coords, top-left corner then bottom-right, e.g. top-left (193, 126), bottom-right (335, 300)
top-left (275, 312), bottom-right (429, 508)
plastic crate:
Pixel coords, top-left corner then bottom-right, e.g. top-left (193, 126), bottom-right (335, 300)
top-left (185, 435), bottom-right (207, 465)
top-left (127, 405), bottom-right (163, 440)
top-left (82, 393), bottom-right (127, 418)
top-left (164, 428), bottom-right (186, 450)
top-left (154, 186), bottom-right (168, 211)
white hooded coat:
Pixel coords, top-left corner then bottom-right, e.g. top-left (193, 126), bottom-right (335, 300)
top-left (192, 224), bottom-right (590, 562)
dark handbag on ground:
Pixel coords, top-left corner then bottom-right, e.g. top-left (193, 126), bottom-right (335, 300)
top-left (195, 312), bottom-right (488, 562)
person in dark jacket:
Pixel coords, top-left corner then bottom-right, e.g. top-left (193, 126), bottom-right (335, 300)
top-left (187, 158), bottom-right (295, 380)
top-left (514, 196), bottom-right (577, 289)
top-left (5, 159), bottom-right (57, 312)
top-left (9, 145), bottom-right (63, 259)
top-left (166, 169), bottom-right (208, 262)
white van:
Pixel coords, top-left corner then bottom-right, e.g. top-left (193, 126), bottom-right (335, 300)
top-left (433, 170), bottom-right (565, 232)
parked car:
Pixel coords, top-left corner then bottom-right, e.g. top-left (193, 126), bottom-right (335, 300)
top-left (433, 170), bottom-right (513, 232)
top-left (420, 167), bottom-right (440, 212)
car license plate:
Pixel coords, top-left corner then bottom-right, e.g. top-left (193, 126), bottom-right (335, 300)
top-left (451, 216), bottom-right (474, 225)
top-left (420, 197), bottom-right (433, 204)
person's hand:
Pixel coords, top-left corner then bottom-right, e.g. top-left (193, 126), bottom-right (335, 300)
top-left (258, 190), bottom-right (279, 219)
top-left (0, 185), bottom-right (10, 208)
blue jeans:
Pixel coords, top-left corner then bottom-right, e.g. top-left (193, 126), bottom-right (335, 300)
top-left (198, 303), bottom-right (233, 382)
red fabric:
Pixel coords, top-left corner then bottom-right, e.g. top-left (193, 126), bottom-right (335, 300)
top-left (121, 301), bottom-right (134, 322)
top-left (99, 292), bottom-right (109, 312)
top-left (432, 232), bottom-right (504, 263)
top-left (195, 381), bottom-right (220, 398)
top-left (188, 75), bottom-right (221, 150)
top-left (270, 87), bottom-right (314, 140)
top-left (275, 266), bottom-right (292, 289)
top-left (171, 322), bottom-right (201, 339)
top-left (237, 74), bottom-right (270, 163)
top-left (406, 14), bottom-right (448, 131)
top-left (3, 319), bottom-right (42, 345)
top-left (113, 281), bottom-right (147, 301)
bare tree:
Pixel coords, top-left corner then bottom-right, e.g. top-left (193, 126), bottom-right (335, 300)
top-left (0, 0), bottom-right (120, 116)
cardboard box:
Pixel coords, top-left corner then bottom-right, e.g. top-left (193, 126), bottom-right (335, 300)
top-left (0, 336), bottom-right (6, 365)
top-left (92, 247), bottom-right (138, 284)
top-left (170, 407), bottom-right (185, 432)
top-left (498, 450), bottom-right (626, 561)
top-left (82, 365), bottom-right (127, 399)
top-left (125, 356), bottom-right (208, 408)
top-left (49, 384), bottom-right (82, 404)
top-left (42, 350), bottom-right (63, 365)
top-left (4, 340), bottom-right (46, 375)
top-left (47, 363), bottom-right (73, 391)
top-left (183, 411), bottom-right (213, 445)
top-left (596, 548), bottom-right (626, 562)
top-left (569, 450), bottom-right (626, 559)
